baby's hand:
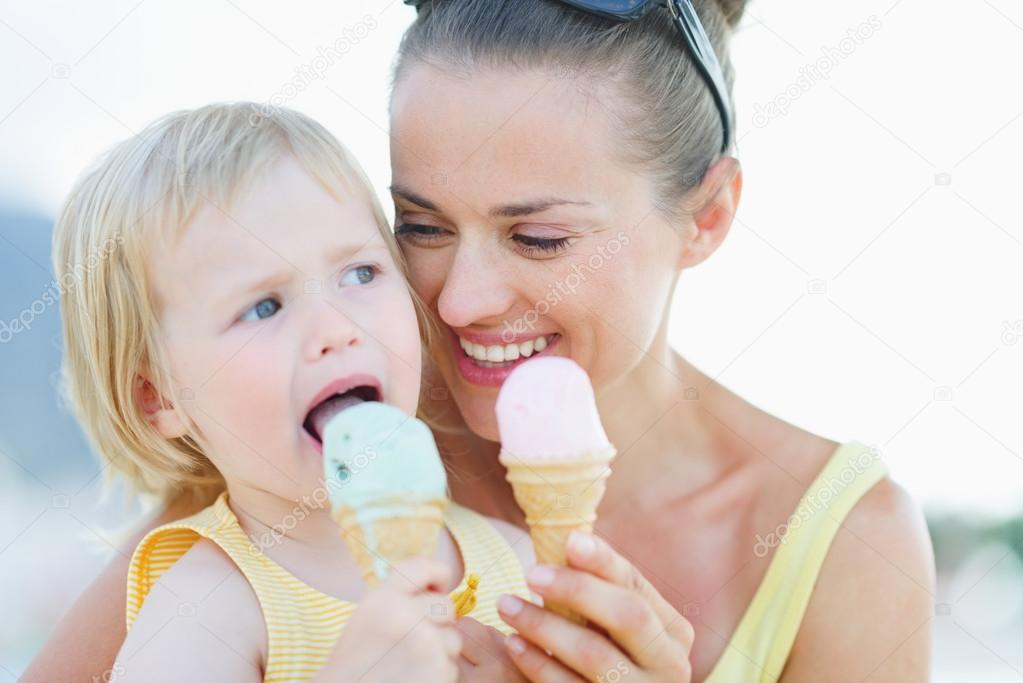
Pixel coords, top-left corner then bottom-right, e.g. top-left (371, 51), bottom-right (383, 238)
top-left (316, 557), bottom-right (462, 683)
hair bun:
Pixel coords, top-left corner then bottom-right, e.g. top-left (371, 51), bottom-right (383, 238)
top-left (713, 0), bottom-right (748, 28)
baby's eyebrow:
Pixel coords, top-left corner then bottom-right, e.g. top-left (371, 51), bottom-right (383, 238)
top-left (224, 269), bottom-right (295, 301)
top-left (220, 241), bottom-right (389, 302)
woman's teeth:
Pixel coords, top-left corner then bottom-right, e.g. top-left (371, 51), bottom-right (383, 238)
top-left (458, 334), bottom-right (553, 364)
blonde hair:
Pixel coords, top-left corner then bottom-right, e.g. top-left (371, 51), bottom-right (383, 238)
top-left (53, 102), bottom-right (432, 508)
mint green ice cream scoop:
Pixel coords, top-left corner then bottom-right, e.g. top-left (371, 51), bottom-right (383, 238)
top-left (321, 402), bottom-right (449, 583)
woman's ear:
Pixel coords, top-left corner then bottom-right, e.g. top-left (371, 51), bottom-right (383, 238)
top-left (678, 156), bottom-right (743, 270)
top-left (134, 373), bottom-right (188, 439)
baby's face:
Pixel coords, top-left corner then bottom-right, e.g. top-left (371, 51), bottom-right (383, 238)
top-left (148, 156), bottom-right (422, 499)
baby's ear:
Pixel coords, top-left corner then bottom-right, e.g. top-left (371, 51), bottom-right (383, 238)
top-left (134, 373), bottom-right (188, 439)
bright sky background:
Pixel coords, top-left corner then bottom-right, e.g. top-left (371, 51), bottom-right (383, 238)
top-left (1, 0), bottom-right (1021, 518)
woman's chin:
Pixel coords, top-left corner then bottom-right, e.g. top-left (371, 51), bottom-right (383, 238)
top-left (451, 390), bottom-right (501, 442)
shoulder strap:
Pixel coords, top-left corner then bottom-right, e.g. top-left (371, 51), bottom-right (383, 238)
top-left (126, 492), bottom-right (239, 629)
top-left (705, 441), bottom-right (889, 682)
top-left (126, 492), bottom-right (354, 682)
top-left (444, 502), bottom-right (530, 632)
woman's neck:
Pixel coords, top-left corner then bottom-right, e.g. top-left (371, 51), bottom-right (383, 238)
top-left (437, 426), bottom-right (527, 526)
top-left (595, 348), bottom-right (724, 514)
top-left (595, 307), bottom-right (705, 451)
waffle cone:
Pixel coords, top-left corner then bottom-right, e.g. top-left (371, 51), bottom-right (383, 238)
top-left (499, 446), bottom-right (616, 622)
top-left (334, 498), bottom-right (446, 587)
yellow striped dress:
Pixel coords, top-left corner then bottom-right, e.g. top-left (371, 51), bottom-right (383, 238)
top-left (126, 492), bottom-right (530, 682)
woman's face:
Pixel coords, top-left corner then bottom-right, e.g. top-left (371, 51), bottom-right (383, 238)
top-left (390, 64), bottom-right (690, 441)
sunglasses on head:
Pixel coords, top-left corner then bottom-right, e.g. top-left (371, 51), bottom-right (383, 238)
top-left (403, 0), bottom-right (733, 153)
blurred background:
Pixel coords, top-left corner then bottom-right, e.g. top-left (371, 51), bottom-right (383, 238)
top-left (1, 0), bottom-right (1021, 679)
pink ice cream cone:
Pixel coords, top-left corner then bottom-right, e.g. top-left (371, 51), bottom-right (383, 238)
top-left (496, 357), bottom-right (616, 622)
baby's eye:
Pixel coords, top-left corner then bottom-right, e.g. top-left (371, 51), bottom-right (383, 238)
top-left (340, 264), bottom-right (379, 286)
top-left (239, 297), bottom-right (281, 322)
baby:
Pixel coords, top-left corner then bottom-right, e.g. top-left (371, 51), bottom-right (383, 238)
top-left (52, 103), bottom-right (532, 682)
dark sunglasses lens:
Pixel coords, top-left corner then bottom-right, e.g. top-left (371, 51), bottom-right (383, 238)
top-left (407, 1), bottom-right (652, 17)
top-left (558, 0), bottom-right (652, 18)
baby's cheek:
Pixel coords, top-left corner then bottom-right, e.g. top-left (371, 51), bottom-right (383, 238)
top-left (379, 295), bottom-right (425, 415)
top-left (196, 344), bottom-right (293, 456)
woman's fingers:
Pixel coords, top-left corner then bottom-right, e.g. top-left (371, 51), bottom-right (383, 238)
top-left (523, 564), bottom-right (682, 670)
top-left (457, 654), bottom-right (477, 679)
top-left (456, 617), bottom-right (506, 666)
top-left (440, 624), bottom-right (464, 659)
top-left (565, 532), bottom-right (695, 649)
top-left (456, 619), bottom-right (533, 682)
top-left (497, 594), bottom-right (630, 680)
top-left (504, 634), bottom-right (586, 683)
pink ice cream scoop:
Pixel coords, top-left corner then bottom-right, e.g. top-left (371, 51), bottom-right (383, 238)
top-left (495, 356), bottom-right (611, 459)
top-left (495, 356), bottom-right (616, 622)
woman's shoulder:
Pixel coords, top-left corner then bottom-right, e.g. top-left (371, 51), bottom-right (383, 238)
top-left (121, 537), bottom-right (267, 678)
top-left (783, 471), bottom-right (935, 680)
top-left (735, 427), bottom-right (934, 679)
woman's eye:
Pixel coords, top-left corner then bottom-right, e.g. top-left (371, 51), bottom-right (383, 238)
top-left (512, 234), bottom-right (572, 255)
top-left (239, 297), bottom-right (281, 322)
top-left (340, 264), bottom-right (379, 286)
top-left (395, 223), bottom-right (448, 241)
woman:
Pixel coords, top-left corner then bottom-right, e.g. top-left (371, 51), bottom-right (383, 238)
top-left (26, 1), bottom-right (934, 681)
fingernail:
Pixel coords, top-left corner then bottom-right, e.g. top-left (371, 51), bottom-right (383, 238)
top-left (568, 531), bottom-right (596, 558)
top-left (498, 594), bottom-right (523, 616)
top-left (528, 565), bottom-right (555, 587)
top-left (506, 634), bottom-right (527, 655)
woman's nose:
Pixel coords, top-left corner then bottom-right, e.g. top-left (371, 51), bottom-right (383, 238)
top-left (437, 243), bottom-right (517, 329)
top-left (303, 295), bottom-right (360, 361)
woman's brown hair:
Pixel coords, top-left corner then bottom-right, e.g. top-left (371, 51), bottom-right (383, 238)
top-left (394, 0), bottom-right (748, 220)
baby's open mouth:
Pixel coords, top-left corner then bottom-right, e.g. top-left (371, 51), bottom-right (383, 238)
top-left (303, 385), bottom-right (380, 444)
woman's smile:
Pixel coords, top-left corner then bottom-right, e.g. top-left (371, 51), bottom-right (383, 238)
top-left (450, 329), bottom-right (561, 386)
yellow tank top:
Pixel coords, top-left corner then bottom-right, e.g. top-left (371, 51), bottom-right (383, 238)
top-left (704, 440), bottom-right (889, 682)
top-left (126, 493), bottom-right (530, 682)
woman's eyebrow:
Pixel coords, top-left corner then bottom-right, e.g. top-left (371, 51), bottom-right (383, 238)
top-left (489, 197), bottom-right (592, 218)
top-left (391, 184), bottom-right (591, 218)
top-left (391, 185), bottom-right (438, 210)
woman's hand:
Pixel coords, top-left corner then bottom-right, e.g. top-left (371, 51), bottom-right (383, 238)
top-left (497, 532), bottom-right (694, 682)
top-left (455, 617), bottom-right (528, 682)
